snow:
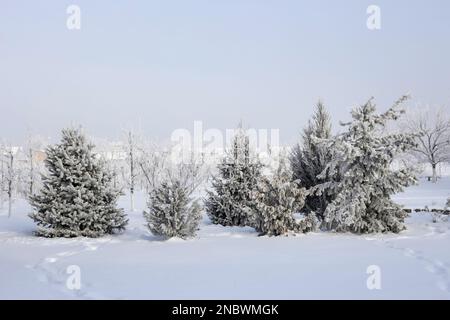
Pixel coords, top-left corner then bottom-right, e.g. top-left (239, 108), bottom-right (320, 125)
top-left (1, 178), bottom-right (450, 299)
top-left (392, 177), bottom-right (450, 209)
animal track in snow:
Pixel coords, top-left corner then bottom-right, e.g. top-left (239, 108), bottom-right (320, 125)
top-left (382, 239), bottom-right (450, 294)
top-left (31, 237), bottom-right (113, 299)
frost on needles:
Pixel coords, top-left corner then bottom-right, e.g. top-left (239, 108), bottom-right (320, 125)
top-left (205, 127), bottom-right (262, 227)
top-left (290, 101), bottom-right (335, 221)
top-left (252, 157), bottom-right (316, 236)
top-left (314, 96), bottom-right (418, 233)
top-left (144, 180), bottom-right (202, 239)
top-left (142, 157), bottom-right (204, 239)
top-left (29, 128), bottom-right (128, 238)
top-left (144, 177), bottom-right (202, 240)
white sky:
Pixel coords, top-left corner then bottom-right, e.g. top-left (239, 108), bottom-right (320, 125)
top-left (1, 0), bottom-right (450, 144)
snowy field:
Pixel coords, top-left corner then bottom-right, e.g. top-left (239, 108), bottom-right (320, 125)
top-left (0, 178), bottom-right (449, 300)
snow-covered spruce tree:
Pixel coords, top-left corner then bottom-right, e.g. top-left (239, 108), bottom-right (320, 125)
top-left (143, 177), bottom-right (201, 239)
top-left (29, 128), bottom-right (128, 238)
top-left (205, 128), bottom-right (262, 227)
top-left (290, 101), bottom-right (335, 220)
top-left (252, 157), bottom-right (315, 236)
top-left (314, 96), bottom-right (417, 233)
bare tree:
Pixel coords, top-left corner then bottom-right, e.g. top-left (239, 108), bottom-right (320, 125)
top-left (24, 134), bottom-right (46, 196)
top-left (28, 146), bottom-right (34, 195)
top-left (0, 143), bottom-right (5, 210)
top-left (138, 142), bottom-right (207, 197)
top-left (123, 130), bottom-right (142, 211)
top-left (138, 143), bottom-right (168, 193)
top-left (128, 131), bottom-right (136, 211)
top-left (1, 145), bottom-right (17, 217)
top-left (404, 106), bottom-right (450, 183)
top-left (168, 154), bottom-right (206, 195)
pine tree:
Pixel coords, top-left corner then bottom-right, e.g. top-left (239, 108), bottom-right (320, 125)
top-left (290, 101), bottom-right (335, 220)
top-left (205, 128), bottom-right (262, 227)
top-left (29, 128), bottom-right (128, 238)
top-left (144, 177), bottom-right (201, 239)
top-left (252, 157), bottom-right (312, 236)
top-left (314, 96), bottom-right (417, 233)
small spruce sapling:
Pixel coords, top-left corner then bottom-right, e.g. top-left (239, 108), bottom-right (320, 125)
top-left (205, 127), bottom-right (262, 227)
top-left (144, 174), bottom-right (202, 240)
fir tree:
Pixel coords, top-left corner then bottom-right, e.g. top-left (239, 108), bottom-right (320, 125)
top-left (29, 128), bottom-right (128, 238)
top-left (205, 128), bottom-right (262, 227)
top-left (314, 96), bottom-right (417, 233)
top-left (290, 101), bottom-right (335, 220)
top-left (252, 157), bottom-right (311, 236)
top-left (144, 177), bottom-right (201, 239)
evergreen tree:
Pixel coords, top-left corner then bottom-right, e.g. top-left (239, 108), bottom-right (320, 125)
top-left (29, 128), bottom-right (128, 238)
top-left (252, 158), bottom-right (313, 236)
top-left (315, 96), bottom-right (417, 233)
top-left (144, 178), bottom-right (201, 239)
top-left (290, 101), bottom-right (334, 220)
top-left (205, 128), bottom-right (262, 227)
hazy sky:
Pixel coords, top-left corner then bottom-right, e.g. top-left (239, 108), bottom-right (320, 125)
top-left (1, 0), bottom-right (450, 144)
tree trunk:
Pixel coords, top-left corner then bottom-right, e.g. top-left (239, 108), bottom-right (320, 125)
top-left (130, 189), bottom-right (135, 212)
top-left (129, 132), bottom-right (135, 212)
top-left (8, 192), bottom-right (12, 218)
top-left (29, 148), bottom-right (34, 195)
top-left (0, 156), bottom-right (4, 210)
top-left (8, 153), bottom-right (13, 218)
top-left (432, 164), bottom-right (437, 183)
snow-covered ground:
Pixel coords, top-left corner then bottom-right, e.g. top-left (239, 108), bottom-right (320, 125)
top-left (1, 178), bottom-right (449, 300)
top-left (392, 177), bottom-right (450, 210)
